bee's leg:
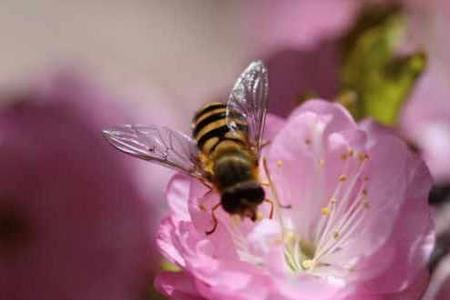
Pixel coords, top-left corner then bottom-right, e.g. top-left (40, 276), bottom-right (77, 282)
top-left (199, 178), bottom-right (213, 190)
top-left (264, 199), bottom-right (274, 219)
top-left (205, 203), bottom-right (221, 235)
top-left (197, 179), bottom-right (214, 211)
top-left (198, 188), bottom-right (215, 211)
top-left (260, 140), bottom-right (271, 149)
top-left (201, 187), bottom-right (213, 199)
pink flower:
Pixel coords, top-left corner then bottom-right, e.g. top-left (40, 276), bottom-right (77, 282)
top-left (156, 100), bottom-right (434, 299)
top-left (401, 60), bottom-right (450, 184)
top-left (0, 71), bottom-right (159, 300)
top-left (400, 0), bottom-right (450, 184)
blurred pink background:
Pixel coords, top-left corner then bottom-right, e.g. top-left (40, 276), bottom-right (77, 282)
top-left (1, 1), bottom-right (450, 299)
top-left (0, 1), bottom-right (250, 120)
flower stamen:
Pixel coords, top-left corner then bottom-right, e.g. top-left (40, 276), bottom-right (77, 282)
top-left (319, 159), bottom-right (325, 167)
top-left (303, 150), bottom-right (370, 270)
top-left (338, 174), bottom-right (348, 182)
top-left (321, 207), bottom-right (331, 216)
top-left (301, 259), bottom-right (315, 270)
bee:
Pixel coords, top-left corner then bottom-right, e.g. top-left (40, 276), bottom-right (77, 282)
top-left (103, 61), bottom-right (271, 234)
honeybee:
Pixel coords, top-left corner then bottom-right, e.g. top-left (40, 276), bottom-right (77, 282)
top-left (103, 61), bottom-right (270, 234)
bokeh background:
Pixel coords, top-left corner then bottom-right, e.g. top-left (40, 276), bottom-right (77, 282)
top-left (0, 1), bottom-right (449, 299)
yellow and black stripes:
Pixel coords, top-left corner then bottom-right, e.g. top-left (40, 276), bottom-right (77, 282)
top-left (192, 102), bottom-right (248, 155)
top-left (193, 102), bottom-right (226, 123)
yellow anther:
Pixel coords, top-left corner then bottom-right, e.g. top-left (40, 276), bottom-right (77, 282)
top-left (276, 160), bottom-right (283, 167)
top-left (301, 259), bottom-right (314, 270)
top-left (333, 231), bottom-right (340, 240)
top-left (348, 149), bottom-right (354, 157)
top-left (321, 207), bottom-right (331, 216)
top-left (319, 159), bottom-right (325, 167)
top-left (338, 175), bottom-right (347, 182)
top-left (341, 148), bottom-right (354, 160)
top-left (358, 152), bottom-right (369, 162)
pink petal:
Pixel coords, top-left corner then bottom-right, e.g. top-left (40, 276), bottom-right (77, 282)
top-left (157, 217), bottom-right (186, 268)
top-left (155, 271), bottom-right (205, 300)
top-left (166, 174), bottom-right (192, 221)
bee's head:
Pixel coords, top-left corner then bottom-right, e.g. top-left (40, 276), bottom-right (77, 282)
top-left (221, 181), bottom-right (265, 220)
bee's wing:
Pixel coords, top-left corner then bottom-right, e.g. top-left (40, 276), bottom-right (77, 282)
top-left (226, 60), bottom-right (268, 153)
top-left (102, 125), bottom-right (206, 179)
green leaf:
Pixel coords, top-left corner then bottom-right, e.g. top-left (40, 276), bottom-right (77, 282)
top-left (339, 4), bottom-right (427, 125)
top-left (161, 260), bottom-right (181, 272)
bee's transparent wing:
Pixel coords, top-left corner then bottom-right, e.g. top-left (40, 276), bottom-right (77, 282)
top-left (102, 125), bottom-right (206, 179)
top-left (226, 60), bottom-right (268, 153)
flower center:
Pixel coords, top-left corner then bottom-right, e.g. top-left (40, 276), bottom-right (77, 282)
top-left (225, 148), bottom-right (371, 277)
top-left (281, 148), bottom-right (371, 275)
top-left (284, 232), bottom-right (317, 272)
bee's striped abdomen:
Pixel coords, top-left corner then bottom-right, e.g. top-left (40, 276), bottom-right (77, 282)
top-left (192, 102), bottom-right (248, 155)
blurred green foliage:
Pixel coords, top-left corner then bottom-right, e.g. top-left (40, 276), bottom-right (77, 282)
top-left (161, 260), bottom-right (181, 272)
top-left (339, 4), bottom-right (426, 125)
